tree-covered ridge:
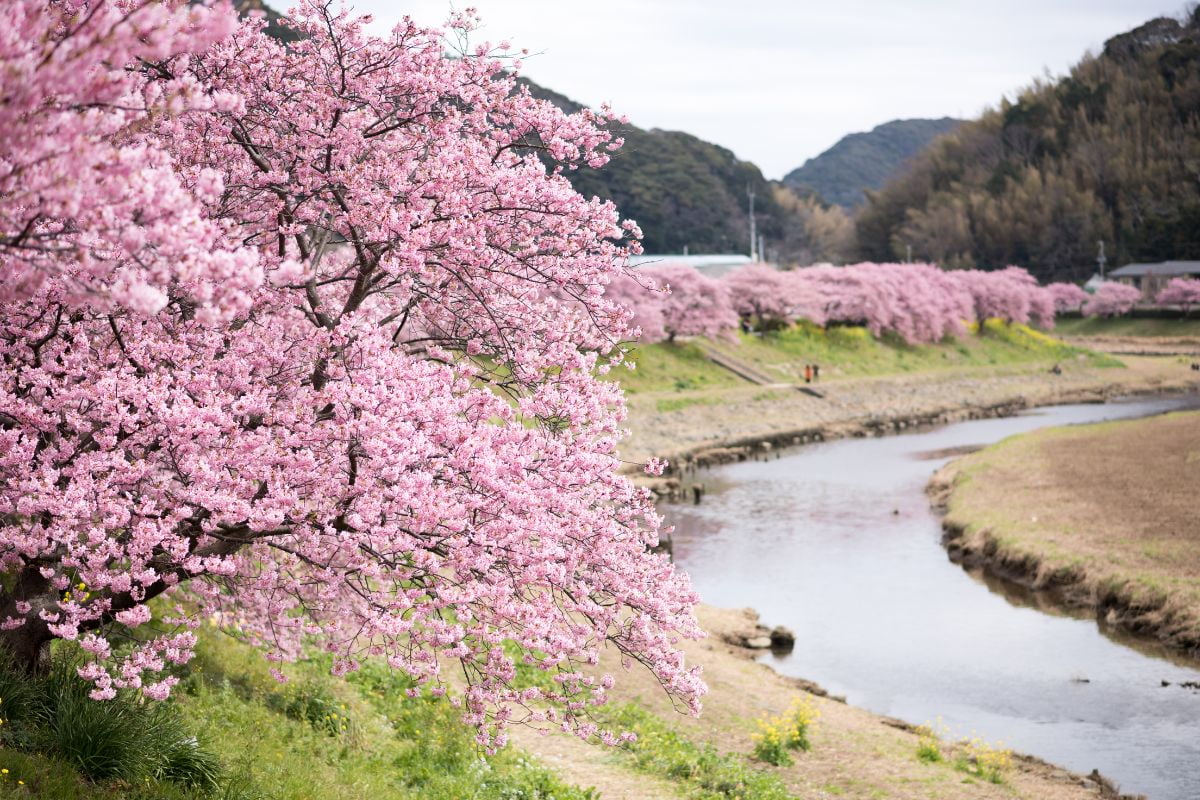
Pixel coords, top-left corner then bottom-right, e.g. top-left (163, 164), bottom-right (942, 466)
top-left (855, 11), bottom-right (1200, 281)
top-left (781, 118), bottom-right (961, 210)
top-left (521, 79), bottom-right (784, 254)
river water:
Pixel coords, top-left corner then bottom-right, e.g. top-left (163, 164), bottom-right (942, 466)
top-left (663, 395), bottom-right (1200, 800)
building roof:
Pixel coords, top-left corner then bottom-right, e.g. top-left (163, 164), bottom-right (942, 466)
top-left (1108, 260), bottom-right (1200, 278)
top-left (628, 254), bottom-right (754, 278)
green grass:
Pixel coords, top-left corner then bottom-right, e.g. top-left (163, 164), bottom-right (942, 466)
top-left (599, 704), bottom-right (797, 800)
top-left (0, 632), bottom-right (597, 800)
top-left (612, 339), bottom-right (746, 394)
top-left (617, 320), bottom-right (1112, 395)
top-left (1054, 315), bottom-right (1200, 337)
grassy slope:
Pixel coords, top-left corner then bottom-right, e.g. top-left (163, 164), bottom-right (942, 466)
top-left (0, 631), bottom-right (603, 800)
top-left (615, 321), bottom-right (1114, 397)
top-left (1054, 315), bottom-right (1200, 337)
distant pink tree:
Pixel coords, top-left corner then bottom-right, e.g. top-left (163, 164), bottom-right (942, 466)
top-left (640, 263), bottom-right (739, 341)
top-left (952, 266), bottom-right (1052, 329)
top-left (604, 272), bottom-right (668, 342)
top-left (1047, 282), bottom-right (1090, 314)
top-left (723, 264), bottom-right (794, 329)
top-left (1084, 282), bottom-right (1142, 317)
top-left (780, 271), bottom-right (829, 327)
top-left (791, 263), bottom-right (969, 344)
top-left (1156, 278), bottom-right (1200, 315)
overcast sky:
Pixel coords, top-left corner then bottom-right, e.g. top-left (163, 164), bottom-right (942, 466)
top-left (348, 1), bottom-right (1180, 179)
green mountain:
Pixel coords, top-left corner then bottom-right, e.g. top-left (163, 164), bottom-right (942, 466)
top-left (782, 118), bottom-right (961, 210)
top-left (854, 11), bottom-right (1200, 281)
top-left (522, 80), bottom-right (783, 254)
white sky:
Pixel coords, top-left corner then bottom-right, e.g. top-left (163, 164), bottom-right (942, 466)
top-left (348, 1), bottom-right (1181, 179)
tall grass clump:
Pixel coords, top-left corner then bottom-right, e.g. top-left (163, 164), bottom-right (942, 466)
top-left (0, 648), bottom-right (222, 792)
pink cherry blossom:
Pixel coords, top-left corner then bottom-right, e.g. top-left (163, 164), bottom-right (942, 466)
top-left (1156, 277), bottom-right (1200, 314)
top-left (1084, 282), bottom-right (1142, 317)
top-left (1046, 282), bottom-right (1090, 314)
top-left (638, 263), bottom-right (739, 341)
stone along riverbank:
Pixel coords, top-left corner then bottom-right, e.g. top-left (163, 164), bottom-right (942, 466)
top-left (622, 354), bottom-right (1199, 474)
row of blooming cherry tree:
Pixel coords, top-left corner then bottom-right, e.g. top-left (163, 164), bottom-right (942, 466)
top-left (607, 263), bottom-right (1198, 345)
top-left (0, 0), bottom-right (704, 748)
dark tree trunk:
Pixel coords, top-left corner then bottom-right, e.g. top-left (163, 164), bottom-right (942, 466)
top-left (0, 624), bottom-right (53, 676)
top-left (0, 567), bottom-right (56, 675)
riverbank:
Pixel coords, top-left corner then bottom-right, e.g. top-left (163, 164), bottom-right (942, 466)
top-left (602, 348), bottom-right (1200, 798)
top-left (509, 605), bottom-right (1131, 800)
top-left (929, 410), bottom-right (1200, 660)
top-left (622, 353), bottom-right (1199, 490)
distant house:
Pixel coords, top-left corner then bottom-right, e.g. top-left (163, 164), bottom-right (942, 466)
top-left (628, 254), bottom-right (754, 279)
top-left (1108, 261), bottom-right (1200, 299)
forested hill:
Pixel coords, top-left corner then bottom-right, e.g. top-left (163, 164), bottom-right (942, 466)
top-left (854, 11), bottom-right (1200, 282)
top-left (522, 79), bottom-right (783, 254)
top-left (781, 118), bottom-right (961, 210)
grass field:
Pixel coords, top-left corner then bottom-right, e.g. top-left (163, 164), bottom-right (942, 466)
top-left (1054, 315), bottom-right (1200, 337)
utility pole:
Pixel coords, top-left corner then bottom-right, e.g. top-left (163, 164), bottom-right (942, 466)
top-left (1097, 240), bottom-right (1107, 280)
top-left (906, 243), bottom-right (912, 264)
top-left (747, 185), bottom-right (757, 261)
top-left (759, 235), bottom-right (766, 264)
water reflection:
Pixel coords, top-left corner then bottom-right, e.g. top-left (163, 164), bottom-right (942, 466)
top-left (664, 394), bottom-right (1200, 800)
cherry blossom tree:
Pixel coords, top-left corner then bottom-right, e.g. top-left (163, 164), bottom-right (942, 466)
top-left (952, 266), bottom-right (1053, 329)
top-left (0, 2), bottom-right (704, 747)
top-left (779, 271), bottom-right (829, 327)
top-left (639, 263), bottom-right (738, 341)
top-left (1156, 277), bottom-right (1200, 315)
top-left (1046, 282), bottom-right (1090, 314)
top-left (723, 264), bottom-right (795, 330)
top-left (1084, 282), bottom-right (1142, 317)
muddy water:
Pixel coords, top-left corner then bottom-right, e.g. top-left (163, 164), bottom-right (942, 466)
top-left (663, 395), bottom-right (1200, 800)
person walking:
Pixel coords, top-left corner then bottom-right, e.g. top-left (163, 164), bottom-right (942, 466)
top-left (804, 364), bottom-right (812, 384)
top-left (812, 363), bottom-right (820, 381)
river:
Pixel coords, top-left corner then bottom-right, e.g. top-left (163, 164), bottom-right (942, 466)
top-left (662, 394), bottom-right (1200, 800)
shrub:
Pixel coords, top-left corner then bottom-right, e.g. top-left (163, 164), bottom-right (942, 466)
top-left (914, 724), bottom-right (943, 763)
top-left (957, 737), bottom-right (1013, 784)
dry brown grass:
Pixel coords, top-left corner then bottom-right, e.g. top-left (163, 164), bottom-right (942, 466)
top-left (939, 409), bottom-right (1200, 654)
